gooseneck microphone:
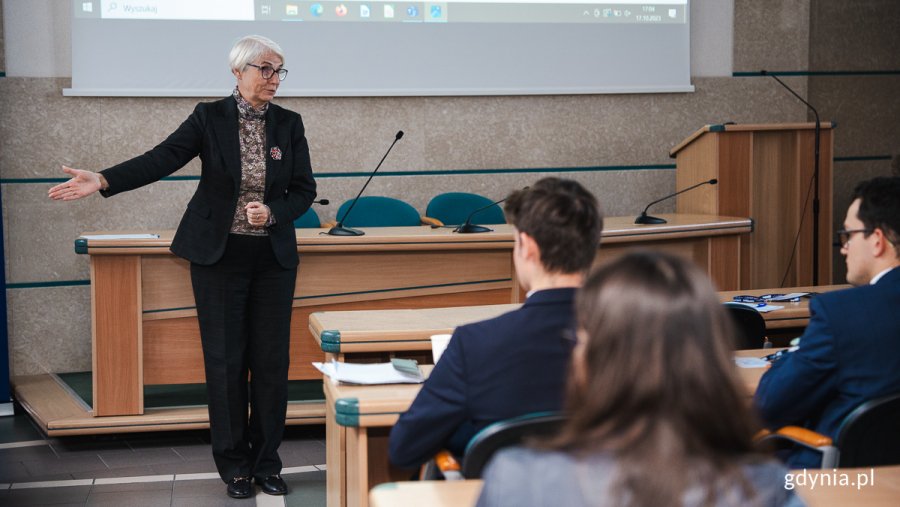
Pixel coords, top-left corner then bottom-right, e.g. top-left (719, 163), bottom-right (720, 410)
top-left (761, 70), bottom-right (822, 285)
top-left (455, 198), bottom-right (507, 234)
top-left (634, 179), bottom-right (717, 225)
top-left (328, 131), bottom-right (404, 237)
top-left (454, 187), bottom-right (528, 234)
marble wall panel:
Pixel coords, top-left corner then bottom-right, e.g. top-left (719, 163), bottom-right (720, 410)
top-left (3, 77), bottom-right (810, 180)
top-left (0, 0), bottom-right (5, 72)
top-left (2, 180), bottom-right (195, 284)
top-left (733, 0), bottom-right (810, 73)
top-left (810, 0), bottom-right (900, 71)
top-left (7, 285), bottom-right (91, 376)
top-left (809, 75), bottom-right (900, 157)
top-left (0, 78), bottom-right (101, 179)
top-left (97, 96), bottom-right (202, 174)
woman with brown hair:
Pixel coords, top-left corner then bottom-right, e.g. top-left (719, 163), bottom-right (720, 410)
top-left (476, 251), bottom-right (801, 507)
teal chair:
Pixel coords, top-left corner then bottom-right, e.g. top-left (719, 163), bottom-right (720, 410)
top-left (334, 196), bottom-right (423, 228)
top-left (293, 208), bottom-right (322, 228)
top-left (425, 192), bottom-right (506, 226)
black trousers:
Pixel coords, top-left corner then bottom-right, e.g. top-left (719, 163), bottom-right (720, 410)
top-left (190, 233), bottom-right (297, 482)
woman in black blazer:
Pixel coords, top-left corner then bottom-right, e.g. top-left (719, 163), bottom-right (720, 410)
top-left (49, 35), bottom-right (316, 499)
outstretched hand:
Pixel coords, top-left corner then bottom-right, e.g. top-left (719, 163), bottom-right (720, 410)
top-left (48, 166), bottom-right (103, 201)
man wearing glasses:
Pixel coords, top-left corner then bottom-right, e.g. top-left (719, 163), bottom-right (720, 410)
top-left (754, 176), bottom-right (900, 468)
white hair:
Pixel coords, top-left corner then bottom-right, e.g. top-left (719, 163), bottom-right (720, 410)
top-left (229, 35), bottom-right (285, 72)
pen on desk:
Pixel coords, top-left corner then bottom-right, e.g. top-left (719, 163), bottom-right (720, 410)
top-left (763, 346), bottom-right (798, 362)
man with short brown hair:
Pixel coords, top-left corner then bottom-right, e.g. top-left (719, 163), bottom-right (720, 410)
top-left (389, 178), bottom-right (603, 470)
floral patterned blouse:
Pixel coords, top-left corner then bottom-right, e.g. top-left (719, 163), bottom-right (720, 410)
top-left (230, 87), bottom-right (269, 236)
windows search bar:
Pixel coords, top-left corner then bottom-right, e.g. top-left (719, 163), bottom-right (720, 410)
top-left (99, 0), bottom-right (254, 20)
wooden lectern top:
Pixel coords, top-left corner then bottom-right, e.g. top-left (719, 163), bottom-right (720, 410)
top-left (670, 122), bottom-right (836, 158)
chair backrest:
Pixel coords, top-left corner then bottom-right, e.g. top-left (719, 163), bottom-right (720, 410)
top-left (336, 196), bottom-right (421, 228)
top-left (426, 192), bottom-right (506, 226)
top-left (293, 208), bottom-right (321, 228)
top-left (835, 392), bottom-right (900, 467)
top-left (723, 302), bottom-right (767, 349)
top-left (461, 412), bottom-right (565, 479)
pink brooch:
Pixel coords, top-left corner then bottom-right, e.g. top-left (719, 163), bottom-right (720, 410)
top-left (270, 146), bottom-right (282, 160)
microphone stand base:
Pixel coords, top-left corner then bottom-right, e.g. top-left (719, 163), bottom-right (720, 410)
top-left (454, 224), bottom-right (493, 234)
top-left (327, 225), bottom-right (365, 236)
top-left (634, 214), bottom-right (667, 225)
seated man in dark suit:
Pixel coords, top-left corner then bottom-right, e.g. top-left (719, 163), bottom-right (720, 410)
top-left (755, 176), bottom-right (900, 468)
top-left (388, 178), bottom-right (604, 470)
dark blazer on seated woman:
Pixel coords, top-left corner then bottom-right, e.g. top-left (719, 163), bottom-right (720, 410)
top-left (99, 95), bottom-right (317, 267)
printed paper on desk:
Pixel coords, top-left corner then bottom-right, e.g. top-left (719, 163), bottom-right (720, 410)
top-left (313, 361), bottom-right (424, 385)
top-left (734, 357), bottom-right (769, 368)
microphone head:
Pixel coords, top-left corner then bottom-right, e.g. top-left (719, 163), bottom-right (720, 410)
top-left (395, 130), bottom-right (404, 140)
top-left (318, 199), bottom-right (330, 205)
top-left (709, 179), bottom-right (718, 185)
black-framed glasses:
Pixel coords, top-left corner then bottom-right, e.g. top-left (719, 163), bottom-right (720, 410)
top-left (246, 63), bottom-right (288, 81)
top-left (835, 228), bottom-right (871, 248)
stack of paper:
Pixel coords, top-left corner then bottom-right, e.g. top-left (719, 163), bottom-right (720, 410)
top-left (313, 361), bottom-right (424, 385)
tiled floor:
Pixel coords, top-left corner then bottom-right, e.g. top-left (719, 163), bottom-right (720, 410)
top-left (0, 408), bottom-right (327, 506)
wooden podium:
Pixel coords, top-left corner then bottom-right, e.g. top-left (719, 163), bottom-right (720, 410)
top-left (670, 123), bottom-right (834, 289)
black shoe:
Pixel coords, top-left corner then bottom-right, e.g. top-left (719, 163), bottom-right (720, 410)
top-left (256, 474), bottom-right (288, 495)
top-left (227, 476), bottom-right (252, 499)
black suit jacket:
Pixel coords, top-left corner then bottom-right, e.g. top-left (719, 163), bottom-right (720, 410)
top-left (388, 288), bottom-right (577, 470)
top-left (100, 96), bottom-right (317, 269)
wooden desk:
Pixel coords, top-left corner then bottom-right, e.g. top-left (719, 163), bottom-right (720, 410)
top-left (370, 480), bottom-right (484, 507)
top-left (369, 466), bottom-right (900, 507)
top-left (70, 215), bottom-right (752, 419)
top-left (795, 465), bottom-right (900, 506)
top-left (79, 226), bottom-right (519, 418)
top-left (310, 304), bottom-right (519, 358)
top-left (329, 350), bottom-right (771, 507)
top-left (719, 285), bottom-right (849, 330)
top-left (325, 365), bottom-right (437, 507)
top-left (311, 283), bottom-right (847, 358)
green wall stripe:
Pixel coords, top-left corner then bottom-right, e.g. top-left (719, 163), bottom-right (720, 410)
top-left (2, 156), bottom-right (889, 186)
top-left (734, 70), bottom-right (900, 77)
top-left (1, 164), bottom-right (674, 185)
top-left (6, 280), bottom-right (90, 289)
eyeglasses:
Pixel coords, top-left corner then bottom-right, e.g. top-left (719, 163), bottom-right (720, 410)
top-left (246, 63), bottom-right (288, 81)
top-left (835, 228), bottom-right (871, 248)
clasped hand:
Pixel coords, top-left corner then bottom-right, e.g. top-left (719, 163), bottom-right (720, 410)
top-left (246, 202), bottom-right (270, 227)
